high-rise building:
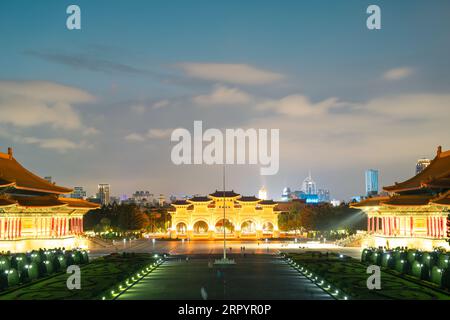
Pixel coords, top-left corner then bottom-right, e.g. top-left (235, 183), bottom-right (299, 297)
top-left (71, 186), bottom-right (87, 199)
top-left (317, 189), bottom-right (330, 202)
top-left (301, 172), bottom-right (317, 195)
top-left (416, 158), bottom-right (431, 175)
top-left (258, 186), bottom-right (268, 200)
top-left (365, 169), bottom-right (379, 197)
top-left (158, 194), bottom-right (165, 207)
top-left (97, 184), bottom-right (111, 206)
top-left (281, 187), bottom-right (291, 201)
top-left (132, 190), bottom-right (154, 206)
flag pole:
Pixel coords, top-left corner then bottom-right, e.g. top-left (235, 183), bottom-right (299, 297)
top-left (223, 163), bottom-right (226, 260)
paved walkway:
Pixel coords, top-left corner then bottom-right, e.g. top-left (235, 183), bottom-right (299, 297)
top-left (117, 254), bottom-right (332, 300)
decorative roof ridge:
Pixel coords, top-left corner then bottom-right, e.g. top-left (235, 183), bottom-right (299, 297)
top-left (384, 146), bottom-right (450, 192)
top-left (0, 150), bottom-right (73, 194)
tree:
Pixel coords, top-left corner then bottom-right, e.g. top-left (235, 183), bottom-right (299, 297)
top-left (117, 205), bottom-right (150, 231)
top-left (299, 206), bottom-right (316, 231)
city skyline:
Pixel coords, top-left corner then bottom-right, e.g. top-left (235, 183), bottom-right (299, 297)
top-left (1, 1), bottom-right (449, 200)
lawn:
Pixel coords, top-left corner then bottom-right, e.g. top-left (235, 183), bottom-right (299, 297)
top-left (0, 253), bottom-right (158, 300)
top-left (286, 252), bottom-right (450, 300)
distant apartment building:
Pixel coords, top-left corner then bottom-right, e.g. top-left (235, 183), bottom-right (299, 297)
top-left (365, 169), bottom-right (379, 197)
top-left (97, 184), bottom-right (111, 206)
top-left (132, 190), bottom-right (154, 206)
top-left (317, 189), bottom-right (330, 203)
top-left (71, 186), bottom-right (87, 199)
top-left (416, 158), bottom-right (431, 175)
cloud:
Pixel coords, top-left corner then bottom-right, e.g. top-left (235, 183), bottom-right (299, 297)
top-left (178, 63), bottom-right (284, 85)
top-left (20, 137), bottom-right (93, 153)
top-left (245, 92), bottom-right (450, 173)
top-left (147, 128), bottom-right (173, 139)
top-left (0, 81), bottom-right (96, 131)
top-left (125, 133), bottom-right (146, 142)
top-left (25, 51), bottom-right (150, 76)
top-left (383, 67), bottom-right (414, 80)
top-left (256, 95), bottom-right (340, 117)
top-left (125, 128), bottom-right (173, 142)
top-left (152, 100), bottom-right (169, 109)
top-left (193, 85), bottom-right (253, 106)
top-left (130, 104), bottom-right (147, 115)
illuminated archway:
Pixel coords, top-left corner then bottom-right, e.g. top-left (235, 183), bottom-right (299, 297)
top-left (176, 222), bottom-right (187, 234)
top-left (262, 222), bottom-right (274, 233)
top-left (241, 220), bottom-right (256, 234)
top-left (193, 221), bottom-right (209, 234)
top-left (215, 219), bottom-right (235, 234)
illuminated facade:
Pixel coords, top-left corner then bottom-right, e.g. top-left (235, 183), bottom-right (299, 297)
top-left (352, 146), bottom-right (450, 251)
top-left (169, 191), bottom-right (280, 239)
top-left (0, 148), bottom-right (99, 252)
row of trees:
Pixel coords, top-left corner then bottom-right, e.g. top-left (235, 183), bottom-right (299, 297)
top-left (84, 202), bottom-right (365, 236)
top-left (84, 203), bottom-right (171, 234)
top-left (278, 203), bottom-right (365, 233)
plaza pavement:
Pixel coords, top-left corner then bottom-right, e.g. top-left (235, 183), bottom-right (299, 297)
top-left (116, 253), bottom-right (333, 300)
top-left (88, 239), bottom-right (363, 260)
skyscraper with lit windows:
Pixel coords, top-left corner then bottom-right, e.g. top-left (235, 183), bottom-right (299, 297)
top-left (365, 169), bottom-right (379, 197)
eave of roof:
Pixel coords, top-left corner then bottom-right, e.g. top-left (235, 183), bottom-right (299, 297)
top-left (237, 196), bottom-right (260, 202)
top-left (384, 146), bottom-right (450, 193)
top-left (209, 190), bottom-right (241, 198)
top-left (0, 152), bottom-right (72, 194)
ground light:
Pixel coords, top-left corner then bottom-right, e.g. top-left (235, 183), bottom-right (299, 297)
top-left (282, 253), bottom-right (350, 300)
top-left (102, 256), bottom-right (166, 300)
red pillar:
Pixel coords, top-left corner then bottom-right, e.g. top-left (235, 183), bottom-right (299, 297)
top-left (432, 217), bottom-right (436, 238)
top-left (410, 217), bottom-right (414, 236)
top-left (382, 217), bottom-right (386, 235)
top-left (18, 218), bottom-right (21, 238)
top-left (12, 218), bottom-right (16, 239)
top-left (80, 218), bottom-right (83, 233)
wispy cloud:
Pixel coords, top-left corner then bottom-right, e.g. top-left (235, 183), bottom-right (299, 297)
top-left (25, 50), bottom-right (149, 75)
top-left (383, 67), bottom-right (414, 80)
top-left (125, 128), bottom-right (173, 142)
top-left (21, 137), bottom-right (93, 153)
top-left (193, 85), bottom-right (253, 106)
top-left (256, 95), bottom-right (340, 117)
top-left (178, 63), bottom-right (284, 85)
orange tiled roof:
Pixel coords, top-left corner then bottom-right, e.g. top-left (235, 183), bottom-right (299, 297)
top-left (0, 149), bottom-right (72, 194)
top-left (59, 197), bottom-right (101, 209)
top-left (237, 196), bottom-right (260, 202)
top-left (209, 190), bottom-right (240, 198)
top-left (382, 194), bottom-right (434, 207)
top-left (350, 196), bottom-right (390, 208)
top-left (0, 195), bottom-right (100, 209)
top-left (9, 195), bottom-right (66, 208)
top-left (350, 194), bottom-right (449, 208)
top-left (384, 146), bottom-right (450, 193)
top-left (430, 191), bottom-right (450, 206)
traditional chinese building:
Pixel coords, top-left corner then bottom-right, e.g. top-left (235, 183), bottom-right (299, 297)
top-left (0, 148), bottom-right (99, 252)
top-left (169, 191), bottom-right (280, 239)
top-left (352, 146), bottom-right (450, 250)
